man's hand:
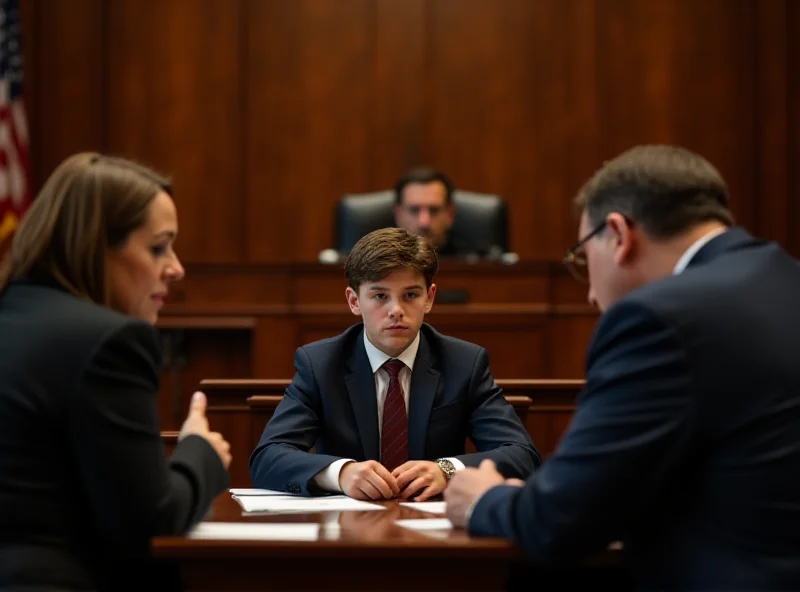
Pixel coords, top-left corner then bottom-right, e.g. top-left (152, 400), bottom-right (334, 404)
top-left (444, 459), bottom-right (505, 528)
top-left (392, 460), bottom-right (447, 501)
top-left (339, 460), bottom-right (400, 500)
top-left (179, 391), bottom-right (232, 469)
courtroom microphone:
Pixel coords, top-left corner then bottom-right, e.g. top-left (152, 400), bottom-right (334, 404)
top-left (318, 249), bottom-right (345, 265)
top-left (484, 245), bottom-right (520, 265)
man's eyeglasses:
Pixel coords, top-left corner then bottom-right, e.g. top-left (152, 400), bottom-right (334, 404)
top-left (563, 216), bottom-right (634, 283)
top-left (562, 221), bottom-right (607, 283)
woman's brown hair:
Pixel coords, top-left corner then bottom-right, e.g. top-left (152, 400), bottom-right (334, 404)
top-left (0, 152), bottom-right (171, 305)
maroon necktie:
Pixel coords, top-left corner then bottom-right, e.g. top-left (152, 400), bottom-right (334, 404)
top-left (381, 359), bottom-right (408, 471)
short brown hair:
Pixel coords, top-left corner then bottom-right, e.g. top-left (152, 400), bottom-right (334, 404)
top-left (575, 145), bottom-right (733, 239)
top-left (0, 152), bottom-right (171, 304)
top-left (345, 228), bottom-right (438, 291)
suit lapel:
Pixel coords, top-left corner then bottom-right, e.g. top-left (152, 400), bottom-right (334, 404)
top-left (407, 332), bottom-right (440, 460)
top-left (344, 332), bottom-right (380, 460)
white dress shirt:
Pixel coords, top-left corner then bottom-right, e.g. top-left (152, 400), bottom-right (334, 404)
top-left (314, 331), bottom-right (464, 492)
top-left (673, 228), bottom-right (727, 275)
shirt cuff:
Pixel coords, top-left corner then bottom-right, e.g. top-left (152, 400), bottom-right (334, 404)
top-left (313, 458), bottom-right (355, 493)
top-left (445, 457), bottom-right (466, 471)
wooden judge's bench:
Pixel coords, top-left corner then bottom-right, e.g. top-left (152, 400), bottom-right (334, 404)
top-left (155, 260), bottom-right (598, 433)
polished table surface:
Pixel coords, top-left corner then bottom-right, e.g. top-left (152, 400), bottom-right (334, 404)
top-left (154, 493), bottom-right (518, 556)
top-left (152, 494), bottom-right (624, 591)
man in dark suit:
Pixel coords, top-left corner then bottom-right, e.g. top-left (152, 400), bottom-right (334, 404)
top-left (250, 228), bottom-right (539, 500)
top-left (445, 145), bottom-right (800, 590)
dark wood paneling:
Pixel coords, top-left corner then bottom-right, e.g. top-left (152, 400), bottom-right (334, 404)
top-left (157, 328), bottom-right (253, 431)
top-left (427, 0), bottom-right (598, 261)
top-left (246, 0), bottom-right (371, 262)
top-left (22, 0), bottom-right (794, 263)
top-left (595, 0), bottom-right (756, 229)
top-left (753, 0), bottom-right (790, 249)
top-left (105, 0), bottom-right (244, 263)
top-left (547, 315), bottom-right (596, 378)
top-left (26, 0), bottom-right (104, 191)
top-left (789, 0), bottom-right (800, 258)
top-left (372, 0), bottom-right (427, 185)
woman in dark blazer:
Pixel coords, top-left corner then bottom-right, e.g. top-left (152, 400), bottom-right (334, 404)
top-left (0, 153), bottom-right (231, 591)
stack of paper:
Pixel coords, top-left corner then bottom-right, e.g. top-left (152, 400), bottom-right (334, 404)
top-left (229, 488), bottom-right (299, 496)
top-left (399, 501), bottom-right (446, 514)
top-left (232, 494), bottom-right (386, 514)
top-left (395, 518), bottom-right (453, 531)
top-left (188, 522), bottom-right (320, 541)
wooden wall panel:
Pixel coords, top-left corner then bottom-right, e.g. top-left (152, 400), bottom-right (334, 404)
top-left (595, 0), bottom-right (756, 230)
top-left (546, 315), bottom-right (597, 378)
top-left (789, 0), bottom-right (800, 258)
top-left (246, 0), bottom-right (372, 262)
top-left (105, 0), bottom-right (244, 263)
top-left (371, 0), bottom-right (427, 186)
top-left (427, 0), bottom-right (598, 261)
top-left (753, 0), bottom-right (790, 249)
top-left (22, 0), bottom-right (794, 264)
top-left (25, 0), bottom-right (104, 191)
top-left (157, 328), bottom-right (253, 431)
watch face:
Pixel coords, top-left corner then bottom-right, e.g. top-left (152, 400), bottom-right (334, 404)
top-left (438, 459), bottom-right (455, 478)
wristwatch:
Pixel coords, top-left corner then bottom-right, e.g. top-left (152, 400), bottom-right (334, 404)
top-left (436, 458), bottom-right (456, 481)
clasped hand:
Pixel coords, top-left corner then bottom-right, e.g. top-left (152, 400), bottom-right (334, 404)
top-left (339, 460), bottom-right (447, 501)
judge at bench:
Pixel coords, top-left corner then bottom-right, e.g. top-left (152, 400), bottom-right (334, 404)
top-left (0, 153), bottom-right (230, 591)
top-left (445, 145), bottom-right (800, 590)
top-left (250, 228), bottom-right (539, 500)
top-left (393, 166), bottom-right (473, 257)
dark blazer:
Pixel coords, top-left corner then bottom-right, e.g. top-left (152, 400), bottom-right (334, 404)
top-left (469, 228), bottom-right (800, 590)
top-left (250, 323), bottom-right (539, 494)
top-left (0, 279), bottom-right (228, 591)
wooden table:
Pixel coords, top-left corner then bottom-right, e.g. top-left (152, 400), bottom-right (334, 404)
top-left (152, 494), bottom-right (625, 591)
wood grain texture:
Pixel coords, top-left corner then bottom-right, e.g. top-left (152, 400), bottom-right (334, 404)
top-left (22, 0), bottom-right (794, 260)
top-left (246, 0), bottom-right (372, 262)
top-left (104, 0), bottom-right (244, 263)
top-left (25, 0), bottom-right (104, 189)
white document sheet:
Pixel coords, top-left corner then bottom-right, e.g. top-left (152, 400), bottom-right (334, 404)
top-left (395, 518), bottom-right (453, 531)
top-left (188, 522), bottom-right (320, 541)
top-left (233, 494), bottom-right (386, 514)
top-left (229, 488), bottom-right (298, 496)
top-left (399, 501), bottom-right (446, 514)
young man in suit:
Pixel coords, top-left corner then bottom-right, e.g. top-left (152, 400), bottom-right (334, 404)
top-left (250, 227), bottom-right (539, 500)
top-left (445, 145), bottom-right (800, 590)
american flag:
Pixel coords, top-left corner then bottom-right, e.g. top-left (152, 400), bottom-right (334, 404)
top-left (0, 0), bottom-right (29, 246)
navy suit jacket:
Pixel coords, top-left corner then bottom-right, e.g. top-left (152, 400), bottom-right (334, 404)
top-left (470, 228), bottom-right (800, 590)
top-left (250, 323), bottom-right (539, 494)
